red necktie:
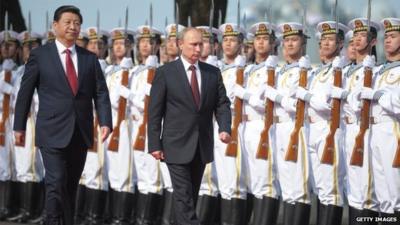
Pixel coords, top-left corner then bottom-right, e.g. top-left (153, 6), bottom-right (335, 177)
top-left (65, 49), bottom-right (78, 95)
top-left (189, 65), bottom-right (200, 108)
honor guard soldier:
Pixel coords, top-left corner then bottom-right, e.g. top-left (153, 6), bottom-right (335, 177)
top-left (105, 27), bottom-right (137, 224)
top-left (243, 33), bottom-right (255, 63)
top-left (296, 21), bottom-right (349, 225)
top-left (215, 22), bottom-right (248, 225)
top-left (5, 31), bottom-right (45, 224)
top-left (196, 26), bottom-right (220, 66)
top-left (264, 22), bottom-right (312, 225)
top-left (165, 24), bottom-right (185, 62)
top-left (360, 17), bottom-right (400, 221)
top-left (345, 30), bottom-right (357, 64)
top-left (76, 31), bottom-right (88, 48)
top-left (0, 30), bottom-right (21, 221)
top-left (234, 21), bottom-right (281, 225)
top-left (42, 29), bottom-right (56, 44)
top-left (330, 18), bottom-right (381, 224)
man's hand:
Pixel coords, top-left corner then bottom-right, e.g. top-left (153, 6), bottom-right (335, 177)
top-left (14, 131), bottom-right (26, 146)
top-left (151, 150), bottom-right (164, 160)
top-left (219, 132), bottom-right (231, 144)
top-left (100, 126), bottom-right (111, 142)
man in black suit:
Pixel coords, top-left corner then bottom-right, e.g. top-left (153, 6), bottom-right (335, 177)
top-left (148, 27), bottom-right (231, 225)
top-left (13, 5), bottom-right (112, 225)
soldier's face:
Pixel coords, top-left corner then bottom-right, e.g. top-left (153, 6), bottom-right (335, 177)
top-left (138, 38), bottom-right (152, 58)
top-left (22, 42), bottom-right (40, 62)
top-left (179, 29), bottom-right (203, 64)
top-left (201, 37), bottom-right (211, 58)
top-left (283, 35), bottom-right (303, 57)
top-left (113, 39), bottom-right (128, 58)
top-left (53, 12), bottom-right (81, 44)
top-left (347, 41), bottom-right (357, 61)
top-left (1, 41), bottom-right (18, 58)
top-left (87, 39), bottom-right (105, 57)
top-left (222, 36), bottom-right (241, 58)
top-left (167, 37), bottom-right (179, 57)
top-left (320, 34), bottom-right (341, 59)
top-left (384, 31), bottom-right (400, 56)
top-left (353, 31), bottom-right (368, 51)
top-left (254, 35), bottom-right (272, 55)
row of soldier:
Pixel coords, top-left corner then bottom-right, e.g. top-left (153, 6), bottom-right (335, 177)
top-left (0, 14), bottom-right (399, 225)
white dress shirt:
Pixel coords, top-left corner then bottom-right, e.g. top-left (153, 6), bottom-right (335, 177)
top-left (55, 39), bottom-right (79, 76)
top-left (180, 56), bottom-right (201, 94)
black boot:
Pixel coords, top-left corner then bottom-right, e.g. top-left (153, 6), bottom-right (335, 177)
top-left (86, 188), bottom-right (107, 225)
top-left (324, 205), bottom-right (343, 225)
top-left (348, 206), bottom-right (363, 225)
top-left (220, 198), bottom-right (232, 225)
top-left (74, 184), bottom-right (87, 225)
top-left (317, 200), bottom-right (327, 225)
top-left (293, 202), bottom-right (311, 225)
top-left (161, 191), bottom-right (175, 225)
top-left (245, 194), bottom-right (254, 225)
top-left (196, 194), bottom-right (218, 225)
top-left (0, 181), bottom-right (9, 220)
top-left (252, 196), bottom-right (280, 225)
top-left (138, 192), bottom-right (163, 225)
top-left (283, 202), bottom-right (295, 225)
top-left (380, 212), bottom-right (398, 225)
top-left (26, 181), bottom-right (45, 224)
top-left (230, 198), bottom-right (247, 225)
top-left (110, 191), bottom-right (135, 225)
top-left (5, 181), bottom-right (21, 220)
top-left (6, 181), bottom-right (27, 222)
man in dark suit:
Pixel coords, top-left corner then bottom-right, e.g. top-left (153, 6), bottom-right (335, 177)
top-left (148, 27), bottom-right (232, 225)
top-left (13, 5), bottom-right (112, 225)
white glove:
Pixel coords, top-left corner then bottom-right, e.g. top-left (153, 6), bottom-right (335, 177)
top-left (233, 84), bottom-right (246, 99)
top-left (145, 55), bottom-right (158, 68)
top-left (265, 55), bottom-right (279, 68)
top-left (234, 55), bottom-right (246, 67)
top-left (0, 80), bottom-right (16, 95)
top-left (330, 86), bottom-right (348, 100)
top-left (309, 97), bottom-right (331, 111)
top-left (116, 84), bottom-right (133, 100)
top-left (280, 97), bottom-right (297, 113)
top-left (145, 83), bottom-right (152, 96)
top-left (295, 87), bottom-right (311, 101)
top-left (299, 55), bottom-right (311, 69)
top-left (205, 55), bottom-right (219, 67)
top-left (120, 57), bottom-right (133, 69)
top-left (2, 59), bottom-right (16, 71)
top-left (264, 85), bottom-right (280, 101)
top-left (332, 56), bottom-right (346, 69)
top-left (362, 55), bottom-right (375, 69)
top-left (248, 95), bottom-right (265, 110)
top-left (360, 87), bottom-right (383, 101)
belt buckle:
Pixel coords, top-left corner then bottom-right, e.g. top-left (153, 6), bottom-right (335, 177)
top-left (273, 116), bottom-right (280, 123)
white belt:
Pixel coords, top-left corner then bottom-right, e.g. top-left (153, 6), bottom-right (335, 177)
top-left (343, 116), bottom-right (358, 124)
top-left (273, 114), bottom-right (293, 123)
top-left (242, 114), bottom-right (264, 122)
top-left (369, 115), bottom-right (395, 124)
top-left (307, 115), bottom-right (330, 123)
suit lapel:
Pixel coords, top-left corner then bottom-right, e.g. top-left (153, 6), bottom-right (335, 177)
top-left (198, 62), bottom-right (208, 110)
top-left (76, 46), bottom-right (84, 91)
top-left (49, 42), bottom-right (74, 95)
top-left (174, 59), bottom-right (198, 111)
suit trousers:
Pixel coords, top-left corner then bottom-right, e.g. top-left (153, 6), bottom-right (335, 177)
top-left (39, 124), bottom-right (88, 225)
top-left (167, 146), bottom-right (206, 225)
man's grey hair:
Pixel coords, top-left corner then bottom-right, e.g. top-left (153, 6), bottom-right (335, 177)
top-left (178, 27), bottom-right (202, 40)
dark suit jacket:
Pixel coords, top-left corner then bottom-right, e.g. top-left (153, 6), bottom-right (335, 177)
top-left (148, 58), bottom-right (231, 164)
top-left (13, 42), bottom-right (112, 149)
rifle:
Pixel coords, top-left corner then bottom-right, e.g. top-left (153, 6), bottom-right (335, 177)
top-left (90, 117), bottom-right (99, 152)
top-left (256, 67), bottom-right (275, 159)
top-left (320, 0), bottom-right (340, 164)
top-left (108, 7), bottom-right (130, 152)
top-left (285, 68), bottom-right (307, 162)
top-left (321, 68), bottom-right (342, 164)
top-left (393, 139), bottom-right (400, 168)
top-left (133, 4), bottom-right (155, 151)
top-left (225, 66), bottom-right (244, 157)
top-left (350, 0), bottom-right (373, 167)
top-left (350, 67), bottom-right (372, 166)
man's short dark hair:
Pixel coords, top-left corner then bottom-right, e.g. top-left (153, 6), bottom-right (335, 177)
top-left (54, 5), bottom-right (83, 24)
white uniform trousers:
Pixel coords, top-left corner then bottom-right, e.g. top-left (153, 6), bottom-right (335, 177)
top-left (307, 119), bottom-right (345, 206)
top-left (274, 120), bottom-right (311, 204)
top-left (343, 122), bottom-right (379, 211)
top-left (241, 119), bottom-right (280, 199)
top-left (0, 118), bottom-right (14, 181)
top-left (106, 120), bottom-right (135, 193)
top-left (214, 123), bottom-right (247, 200)
top-left (198, 161), bottom-right (219, 197)
top-left (13, 116), bottom-right (44, 183)
top-left (369, 119), bottom-right (400, 213)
